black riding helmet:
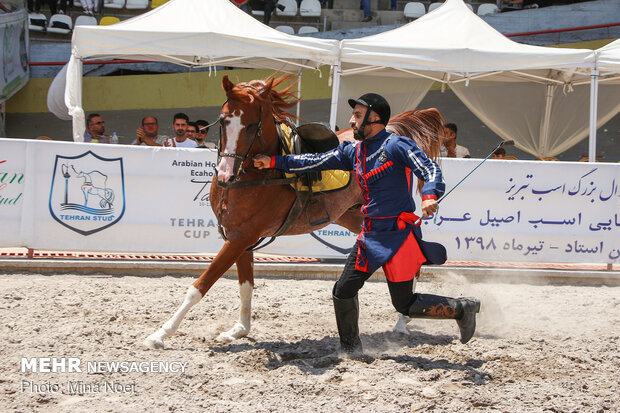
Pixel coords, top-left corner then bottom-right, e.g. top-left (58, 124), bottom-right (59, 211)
top-left (348, 93), bottom-right (391, 140)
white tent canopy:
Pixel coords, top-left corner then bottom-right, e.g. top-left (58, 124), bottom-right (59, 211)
top-left (64, 0), bottom-right (339, 140)
top-left (598, 38), bottom-right (620, 74)
top-left (333, 0), bottom-right (603, 159)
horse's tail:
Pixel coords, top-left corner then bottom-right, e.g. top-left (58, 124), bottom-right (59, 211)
top-left (386, 108), bottom-right (445, 161)
top-left (386, 108), bottom-right (445, 194)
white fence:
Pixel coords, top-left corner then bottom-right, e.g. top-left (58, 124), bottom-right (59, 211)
top-left (1, 138), bottom-right (618, 263)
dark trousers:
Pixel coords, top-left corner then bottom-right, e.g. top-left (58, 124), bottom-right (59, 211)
top-left (333, 242), bottom-right (415, 315)
top-left (28, 0), bottom-right (57, 14)
top-left (263, 0), bottom-right (275, 25)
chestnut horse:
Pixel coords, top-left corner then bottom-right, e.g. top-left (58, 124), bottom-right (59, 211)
top-left (144, 75), bottom-right (444, 349)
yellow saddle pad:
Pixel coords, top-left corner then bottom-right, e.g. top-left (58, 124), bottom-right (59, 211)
top-left (279, 123), bottom-right (351, 193)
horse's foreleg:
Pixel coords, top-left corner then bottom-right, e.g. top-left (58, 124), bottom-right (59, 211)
top-left (218, 250), bottom-right (254, 342)
top-left (144, 239), bottom-right (251, 349)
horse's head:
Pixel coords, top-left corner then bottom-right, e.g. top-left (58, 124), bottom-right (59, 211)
top-left (215, 75), bottom-right (297, 184)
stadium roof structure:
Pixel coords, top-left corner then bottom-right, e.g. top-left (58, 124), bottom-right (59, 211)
top-left (63, 0), bottom-right (338, 140)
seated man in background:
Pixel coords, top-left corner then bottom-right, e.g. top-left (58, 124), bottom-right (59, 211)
top-left (441, 123), bottom-right (471, 158)
top-left (163, 113), bottom-right (197, 148)
top-left (195, 120), bottom-right (216, 149)
top-left (492, 147), bottom-right (506, 159)
top-left (186, 122), bottom-right (199, 142)
top-left (84, 113), bottom-right (112, 144)
top-left (134, 116), bottom-right (166, 146)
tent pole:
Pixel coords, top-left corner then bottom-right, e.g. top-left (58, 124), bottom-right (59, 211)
top-left (65, 55), bottom-right (86, 141)
top-left (296, 70), bottom-right (302, 126)
top-left (329, 59), bottom-right (341, 131)
top-left (588, 67), bottom-right (599, 163)
top-left (539, 84), bottom-right (555, 158)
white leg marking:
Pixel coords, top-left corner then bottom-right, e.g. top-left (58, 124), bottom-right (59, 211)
top-left (144, 286), bottom-right (202, 349)
top-left (393, 314), bottom-right (412, 335)
top-left (216, 111), bottom-right (244, 182)
top-left (218, 281), bottom-right (253, 342)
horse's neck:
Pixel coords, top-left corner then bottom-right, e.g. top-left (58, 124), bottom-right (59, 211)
top-left (261, 110), bottom-right (284, 156)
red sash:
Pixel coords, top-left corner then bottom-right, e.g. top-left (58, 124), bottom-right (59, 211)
top-left (382, 212), bottom-right (427, 282)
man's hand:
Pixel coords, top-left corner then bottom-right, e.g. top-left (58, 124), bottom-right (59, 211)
top-left (253, 155), bottom-right (271, 169)
top-left (421, 198), bottom-right (438, 218)
top-left (135, 127), bottom-right (145, 145)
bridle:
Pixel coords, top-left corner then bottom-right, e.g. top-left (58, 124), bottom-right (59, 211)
top-left (214, 84), bottom-right (266, 189)
top-left (211, 83), bottom-right (297, 248)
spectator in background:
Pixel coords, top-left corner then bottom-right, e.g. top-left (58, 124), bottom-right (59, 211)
top-left (133, 116), bottom-right (166, 146)
top-left (27, 0), bottom-right (57, 15)
top-left (262, 0), bottom-right (285, 25)
top-left (84, 113), bottom-right (112, 144)
top-left (231, 0), bottom-right (249, 13)
top-left (492, 147), bottom-right (506, 159)
top-left (186, 122), bottom-right (199, 142)
top-left (80, 0), bottom-right (97, 15)
top-left (441, 123), bottom-right (471, 158)
top-left (360, 0), bottom-right (372, 22)
top-left (58, 0), bottom-right (69, 14)
top-left (163, 113), bottom-right (197, 148)
top-left (195, 119), bottom-right (216, 149)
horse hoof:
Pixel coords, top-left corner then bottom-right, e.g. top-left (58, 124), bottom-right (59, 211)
top-left (217, 323), bottom-right (249, 342)
top-left (144, 333), bottom-right (165, 349)
top-left (217, 332), bottom-right (235, 343)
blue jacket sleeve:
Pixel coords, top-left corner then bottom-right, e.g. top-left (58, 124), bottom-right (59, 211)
top-left (273, 141), bottom-right (356, 173)
top-left (392, 136), bottom-right (445, 198)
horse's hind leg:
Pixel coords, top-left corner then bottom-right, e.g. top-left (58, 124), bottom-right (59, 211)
top-left (218, 250), bottom-right (254, 342)
top-left (144, 239), bottom-right (250, 350)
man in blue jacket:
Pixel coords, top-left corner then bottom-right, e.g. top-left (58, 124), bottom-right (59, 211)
top-left (254, 94), bottom-right (480, 354)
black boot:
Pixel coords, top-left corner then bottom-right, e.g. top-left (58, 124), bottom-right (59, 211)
top-left (408, 294), bottom-right (480, 344)
top-left (333, 294), bottom-right (363, 354)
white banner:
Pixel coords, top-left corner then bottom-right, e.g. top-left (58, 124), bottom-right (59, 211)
top-left (1, 138), bottom-right (619, 263)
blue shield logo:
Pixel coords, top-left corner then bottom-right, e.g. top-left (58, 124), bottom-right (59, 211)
top-left (49, 151), bottom-right (125, 236)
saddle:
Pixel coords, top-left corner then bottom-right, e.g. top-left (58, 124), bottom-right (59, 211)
top-left (270, 122), bottom-right (351, 237)
top-left (277, 122), bottom-right (351, 193)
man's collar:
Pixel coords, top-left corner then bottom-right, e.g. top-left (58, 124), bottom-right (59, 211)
top-left (364, 128), bottom-right (389, 142)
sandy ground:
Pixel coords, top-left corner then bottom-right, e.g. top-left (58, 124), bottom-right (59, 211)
top-left (1, 271), bottom-right (618, 413)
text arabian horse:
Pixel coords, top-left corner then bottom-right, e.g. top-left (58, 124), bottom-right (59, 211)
top-left (144, 75), bottom-right (445, 349)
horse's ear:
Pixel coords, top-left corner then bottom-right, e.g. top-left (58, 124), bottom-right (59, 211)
top-left (222, 75), bottom-right (234, 92)
top-left (261, 77), bottom-right (275, 97)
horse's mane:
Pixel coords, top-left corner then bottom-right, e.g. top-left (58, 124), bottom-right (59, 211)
top-left (225, 75), bottom-right (299, 124)
top-left (386, 108), bottom-right (445, 161)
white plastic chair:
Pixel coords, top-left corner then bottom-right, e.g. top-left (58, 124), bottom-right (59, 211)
top-left (104, 0), bottom-right (125, 9)
top-left (403, 2), bottom-right (425, 19)
top-left (276, 0), bottom-right (297, 16)
top-left (28, 13), bottom-right (47, 31)
top-left (298, 25), bottom-right (318, 34)
top-left (428, 2), bottom-right (443, 12)
top-left (47, 14), bottom-right (73, 34)
top-left (275, 25), bottom-right (295, 35)
top-left (125, 0), bottom-right (148, 9)
top-left (75, 15), bottom-right (98, 26)
top-left (477, 3), bottom-right (499, 15)
top-left (299, 0), bottom-right (321, 17)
